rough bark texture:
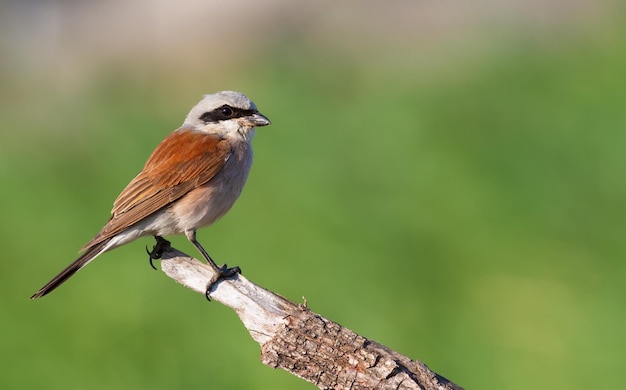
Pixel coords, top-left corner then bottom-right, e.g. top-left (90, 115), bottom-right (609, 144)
top-left (262, 308), bottom-right (462, 389)
top-left (159, 247), bottom-right (462, 390)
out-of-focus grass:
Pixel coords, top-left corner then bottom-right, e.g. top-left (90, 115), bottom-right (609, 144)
top-left (2, 29), bottom-right (625, 389)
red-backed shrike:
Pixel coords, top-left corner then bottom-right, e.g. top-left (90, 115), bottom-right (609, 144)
top-left (31, 91), bottom-right (270, 299)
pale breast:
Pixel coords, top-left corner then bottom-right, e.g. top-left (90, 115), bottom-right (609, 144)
top-left (169, 139), bottom-right (253, 231)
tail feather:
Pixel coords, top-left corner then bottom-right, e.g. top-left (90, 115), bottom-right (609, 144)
top-left (30, 238), bottom-right (113, 299)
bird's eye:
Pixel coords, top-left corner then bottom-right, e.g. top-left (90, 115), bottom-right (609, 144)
top-left (220, 105), bottom-right (233, 117)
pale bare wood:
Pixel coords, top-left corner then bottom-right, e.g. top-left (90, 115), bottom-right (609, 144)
top-left (160, 247), bottom-right (463, 390)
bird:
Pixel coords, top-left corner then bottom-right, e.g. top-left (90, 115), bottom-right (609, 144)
top-left (30, 91), bottom-right (270, 299)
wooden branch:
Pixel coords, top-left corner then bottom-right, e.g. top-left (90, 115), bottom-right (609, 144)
top-left (159, 247), bottom-right (463, 390)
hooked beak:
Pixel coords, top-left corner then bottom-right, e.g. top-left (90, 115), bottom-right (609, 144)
top-left (246, 112), bottom-right (271, 127)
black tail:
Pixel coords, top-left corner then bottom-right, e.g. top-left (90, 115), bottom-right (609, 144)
top-left (30, 238), bottom-right (112, 299)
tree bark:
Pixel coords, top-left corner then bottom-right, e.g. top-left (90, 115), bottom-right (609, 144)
top-left (159, 247), bottom-right (463, 390)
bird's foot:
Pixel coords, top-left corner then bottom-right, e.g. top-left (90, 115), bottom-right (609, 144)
top-left (204, 264), bottom-right (241, 301)
top-left (146, 236), bottom-right (171, 270)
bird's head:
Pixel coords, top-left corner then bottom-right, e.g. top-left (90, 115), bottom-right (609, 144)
top-left (183, 91), bottom-right (271, 140)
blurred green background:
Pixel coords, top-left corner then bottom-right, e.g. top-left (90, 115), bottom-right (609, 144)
top-left (1, 1), bottom-right (625, 389)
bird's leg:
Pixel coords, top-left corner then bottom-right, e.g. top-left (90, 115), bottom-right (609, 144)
top-left (146, 236), bottom-right (171, 270)
top-left (185, 229), bottom-right (241, 300)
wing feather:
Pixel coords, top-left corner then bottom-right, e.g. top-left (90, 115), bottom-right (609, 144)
top-left (81, 129), bottom-right (231, 250)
